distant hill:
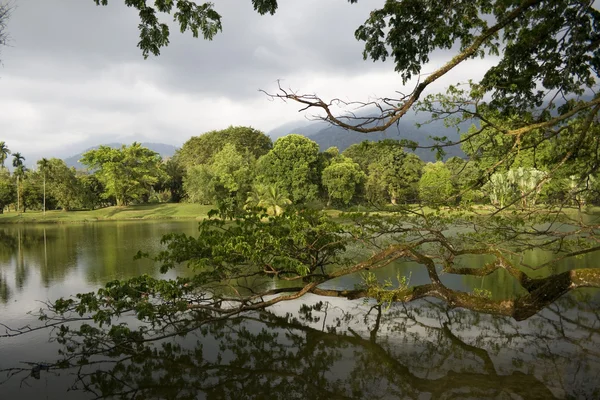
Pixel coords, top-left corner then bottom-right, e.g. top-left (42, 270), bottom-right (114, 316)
top-left (267, 113), bottom-right (468, 162)
top-left (63, 142), bottom-right (178, 170)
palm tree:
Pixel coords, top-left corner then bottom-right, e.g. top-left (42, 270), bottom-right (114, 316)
top-left (12, 152), bottom-right (25, 213)
top-left (37, 158), bottom-right (50, 215)
top-left (260, 185), bottom-right (292, 216)
top-left (246, 185), bottom-right (292, 216)
top-left (0, 142), bottom-right (11, 169)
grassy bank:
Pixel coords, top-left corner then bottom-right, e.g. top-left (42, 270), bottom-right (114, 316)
top-left (0, 203), bottom-right (215, 223)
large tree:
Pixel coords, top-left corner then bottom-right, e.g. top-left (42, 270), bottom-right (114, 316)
top-left (176, 126), bottom-right (272, 171)
top-left (321, 155), bottom-right (365, 206)
top-left (80, 143), bottom-right (165, 206)
top-left (43, 158), bottom-right (83, 211)
top-left (0, 141), bottom-right (10, 169)
top-left (344, 140), bottom-right (424, 204)
top-left (183, 143), bottom-right (255, 208)
top-left (256, 134), bottom-right (320, 204)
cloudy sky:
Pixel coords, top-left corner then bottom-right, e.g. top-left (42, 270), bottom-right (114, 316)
top-left (0, 0), bottom-right (495, 164)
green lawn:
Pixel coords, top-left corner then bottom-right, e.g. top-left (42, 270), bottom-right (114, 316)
top-left (0, 203), bottom-right (215, 223)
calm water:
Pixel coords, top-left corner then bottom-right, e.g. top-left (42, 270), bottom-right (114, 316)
top-left (0, 221), bottom-right (598, 399)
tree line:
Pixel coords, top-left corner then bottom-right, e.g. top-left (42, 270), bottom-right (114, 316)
top-left (1, 122), bottom-right (598, 213)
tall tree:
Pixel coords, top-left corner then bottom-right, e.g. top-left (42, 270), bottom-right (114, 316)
top-left (418, 162), bottom-right (454, 206)
top-left (183, 144), bottom-right (255, 209)
top-left (176, 126), bottom-right (272, 171)
top-left (44, 159), bottom-right (83, 211)
top-left (344, 140), bottom-right (424, 204)
top-left (37, 158), bottom-right (50, 215)
top-left (256, 134), bottom-right (320, 204)
top-left (80, 143), bottom-right (165, 206)
top-left (12, 152), bottom-right (25, 212)
top-left (321, 156), bottom-right (365, 206)
top-left (0, 142), bottom-right (10, 169)
top-left (0, 169), bottom-right (15, 213)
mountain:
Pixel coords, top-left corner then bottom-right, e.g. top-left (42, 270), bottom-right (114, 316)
top-left (63, 142), bottom-right (178, 170)
top-left (268, 112), bottom-right (468, 162)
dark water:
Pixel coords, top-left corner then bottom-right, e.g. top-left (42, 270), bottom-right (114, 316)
top-left (0, 222), bottom-right (598, 399)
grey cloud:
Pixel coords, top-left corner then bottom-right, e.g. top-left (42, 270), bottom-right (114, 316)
top-left (0, 0), bottom-right (479, 161)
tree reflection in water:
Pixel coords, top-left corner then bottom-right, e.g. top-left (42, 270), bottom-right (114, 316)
top-left (2, 292), bottom-right (598, 399)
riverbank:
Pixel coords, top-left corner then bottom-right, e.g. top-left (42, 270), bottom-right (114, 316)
top-left (0, 202), bottom-right (594, 224)
top-left (0, 203), bottom-right (216, 223)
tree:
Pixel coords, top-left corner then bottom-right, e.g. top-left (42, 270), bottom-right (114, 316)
top-left (37, 158), bottom-right (50, 215)
top-left (162, 158), bottom-right (185, 203)
top-left (485, 172), bottom-right (513, 208)
top-left (183, 164), bottom-right (213, 204)
top-left (0, 169), bottom-right (15, 213)
top-left (0, 141), bottom-right (10, 169)
top-left (12, 152), bottom-right (25, 212)
top-left (80, 143), bottom-right (165, 206)
top-left (44, 158), bottom-right (83, 211)
top-left (445, 157), bottom-right (484, 205)
top-left (20, 170), bottom-right (43, 213)
top-left (344, 141), bottom-right (424, 204)
top-left (0, 2), bottom-right (10, 62)
top-left (183, 143), bottom-right (255, 209)
top-left (321, 156), bottom-right (365, 206)
top-left (176, 126), bottom-right (272, 171)
top-left (256, 134), bottom-right (320, 204)
top-left (507, 167), bottom-right (547, 209)
top-left (418, 162), bottom-right (454, 206)
top-left (245, 184), bottom-right (292, 216)
top-left (77, 173), bottom-right (105, 209)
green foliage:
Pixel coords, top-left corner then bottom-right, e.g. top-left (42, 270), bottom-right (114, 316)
top-left (176, 126), bottom-right (272, 171)
top-left (486, 172), bottom-right (513, 208)
top-left (321, 156), bottom-right (365, 206)
top-left (162, 158), bottom-right (185, 202)
top-left (183, 164), bottom-right (213, 204)
top-left (362, 271), bottom-right (412, 311)
top-left (484, 167), bottom-right (548, 209)
top-left (77, 173), bottom-right (105, 209)
top-left (245, 184), bottom-right (291, 216)
top-left (418, 162), bottom-right (454, 206)
top-left (0, 169), bottom-right (14, 213)
top-left (356, 0), bottom-right (599, 112)
top-left (343, 140), bottom-right (423, 205)
top-left (256, 134), bottom-right (320, 203)
top-left (81, 143), bottom-right (166, 206)
top-left (93, 0), bottom-right (224, 58)
top-left (0, 141), bottom-right (10, 169)
top-left (445, 157), bottom-right (484, 205)
top-left (44, 158), bottom-right (83, 211)
top-left (151, 208), bottom-right (348, 279)
top-left (183, 144), bottom-right (255, 210)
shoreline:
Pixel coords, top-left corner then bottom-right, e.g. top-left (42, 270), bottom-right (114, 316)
top-left (0, 203), bottom-right (214, 224)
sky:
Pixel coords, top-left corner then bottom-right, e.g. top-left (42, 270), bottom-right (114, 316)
top-left (0, 0), bottom-right (496, 164)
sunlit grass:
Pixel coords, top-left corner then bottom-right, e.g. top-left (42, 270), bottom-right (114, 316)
top-left (0, 203), bottom-right (215, 223)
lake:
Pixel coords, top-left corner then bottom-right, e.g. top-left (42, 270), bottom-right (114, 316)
top-left (0, 221), bottom-right (599, 399)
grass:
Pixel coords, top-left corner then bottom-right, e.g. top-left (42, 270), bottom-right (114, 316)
top-left (0, 203), bottom-right (215, 224)
top-left (0, 202), bottom-right (593, 225)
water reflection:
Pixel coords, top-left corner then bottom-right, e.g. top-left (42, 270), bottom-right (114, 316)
top-left (0, 222), bottom-right (200, 305)
top-left (1, 292), bottom-right (598, 399)
top-left (0, 222), bottom-right (598, 399)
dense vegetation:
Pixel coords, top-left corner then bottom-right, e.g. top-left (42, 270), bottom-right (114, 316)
top-left (2, 123), bottom-right (598, 215)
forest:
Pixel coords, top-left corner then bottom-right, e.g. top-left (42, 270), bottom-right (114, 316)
top-left (0, 120), bottom-right (595, 215)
